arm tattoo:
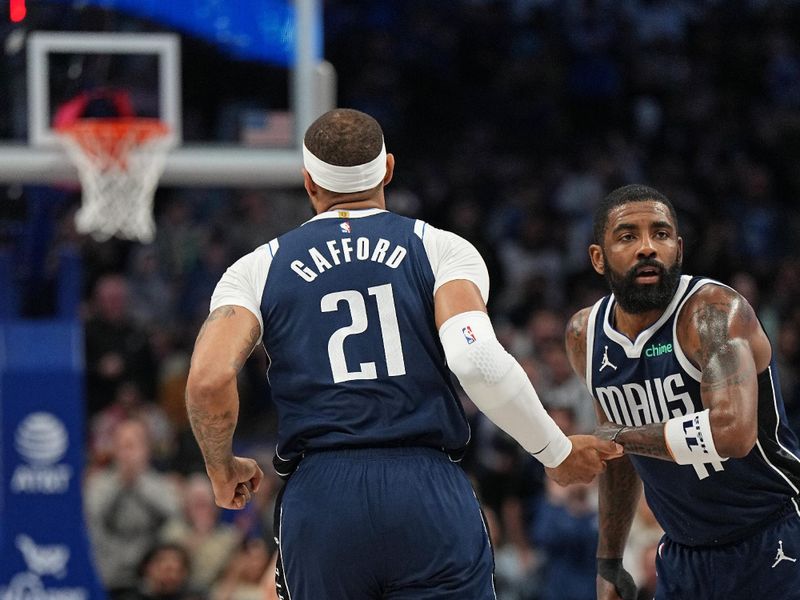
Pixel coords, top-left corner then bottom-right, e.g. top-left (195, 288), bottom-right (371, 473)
top-left (693, 298), bottom-right (756, 396)
top-left (231, 324), bottom-right (261, 371)
top-left (609, 423), bottom-right (674, 460)
top-left (692, 301), bottom-right (732, 365)
top-left (196, 306), bottom-right (238, 343)
top-left (186, 402), bottom-right (236, 471)
top-left (597, 457), bottom-right (641, 558)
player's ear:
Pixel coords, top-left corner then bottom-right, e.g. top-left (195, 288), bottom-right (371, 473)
top-left (589, 244), bottom-right (605, 275)
top-left (303, 168), bottom-right (318, 198)
top-left (677, 236), bottom-right (684, 264)
top-left (383, 153), bottom-right (395, 187)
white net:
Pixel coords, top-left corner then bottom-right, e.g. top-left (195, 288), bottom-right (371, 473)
top-left (57, 118), bottom-right (173, 243)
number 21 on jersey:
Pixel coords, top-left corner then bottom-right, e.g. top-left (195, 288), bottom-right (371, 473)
top-left (321, 283), bottom-right (406, 383)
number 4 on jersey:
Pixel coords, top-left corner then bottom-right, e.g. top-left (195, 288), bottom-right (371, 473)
top-left (321, 283), bottom-right (406, 383)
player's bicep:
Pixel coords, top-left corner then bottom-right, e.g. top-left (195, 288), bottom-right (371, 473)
top-left (681, 287), bottom-right (759, 405)
top-left (679, 286), bottom-right (759, 455)
top-left (191, 305), bottom-right (261, 382)
top-left (434, 279), bottom-right (487, 328)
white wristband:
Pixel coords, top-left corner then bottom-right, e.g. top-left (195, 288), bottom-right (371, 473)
top-left (664, 409), bottom-right (725, 465)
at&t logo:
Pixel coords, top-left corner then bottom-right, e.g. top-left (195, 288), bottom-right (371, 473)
top-left (10, 413), bottom-right (72, 494)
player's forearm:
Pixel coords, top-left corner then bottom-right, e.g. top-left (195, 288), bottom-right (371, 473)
top-left (596, 422), bottom-right (671, 460)
top-left (185, 378), bottom-right (240, 472)
top-left (597, 455), bottom-right (641, 559)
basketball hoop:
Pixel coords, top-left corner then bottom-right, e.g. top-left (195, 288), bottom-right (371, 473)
top-left (56, 117), bottom-right (173, 243)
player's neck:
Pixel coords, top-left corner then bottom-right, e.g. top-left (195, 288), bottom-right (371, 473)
top-left (318, 195), bottom-right (385, 214)
top-left (612, 305), bottom-right (664, 340)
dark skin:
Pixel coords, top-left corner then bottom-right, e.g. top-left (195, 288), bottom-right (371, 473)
top-left (565, 200), bottom-right (771, 600)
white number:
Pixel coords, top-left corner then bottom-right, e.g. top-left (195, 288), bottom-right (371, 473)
top-left (320, 284), bottom-right (406, 383)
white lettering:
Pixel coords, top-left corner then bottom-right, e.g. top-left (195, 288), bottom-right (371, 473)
top-left (356, 237), bottom-right (370, 260)
top-left (326, 240), bottom-right (342, 265)
top-left (341, 238), bottom-right (353, 262)
top-left (664, 373), bottom-right (694, 417)
top-left (10, 466), bottom-right (72, 494)
top-left (594, 375), bottom-right (696, 427)
top-left (596, 386), bottom-right (625, 424)
top-left (385, 246), bottom-right (407, 268)
top-left (371, 238), bottom-right (391, 263)
top-left (309, 248), bottom-right (333, 273)
top-left (291, 260), bottom-right (317, 282)
top-left (622, 383), bottom-right (651, 426)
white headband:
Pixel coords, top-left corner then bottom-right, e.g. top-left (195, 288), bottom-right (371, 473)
top-left (302, 141), bottom-right (387, 193)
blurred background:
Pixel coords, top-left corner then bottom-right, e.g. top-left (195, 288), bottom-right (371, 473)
top-left (2, 1), bottom-right (800, 599)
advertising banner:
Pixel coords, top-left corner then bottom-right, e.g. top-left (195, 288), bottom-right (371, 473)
top-left (0, 321), bottom-right (105, 600)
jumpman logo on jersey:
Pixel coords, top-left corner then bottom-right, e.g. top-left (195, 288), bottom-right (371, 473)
top-left (772, 540), bottom-right (797, 568)
top-left (599, 345), bottom-right (617, 372)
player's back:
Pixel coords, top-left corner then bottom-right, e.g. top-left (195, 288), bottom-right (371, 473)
top-left (260, 208), bottom-right (469, 473)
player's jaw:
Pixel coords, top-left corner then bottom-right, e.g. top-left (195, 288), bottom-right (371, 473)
top-left (603, 254), bottom-right (682, 314)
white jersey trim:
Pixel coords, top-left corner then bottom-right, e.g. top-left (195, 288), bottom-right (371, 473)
top-left (585, 298), bottom-right (603, 392)
top-left (754, 366), bottom-right (800, 495)
top-left (302, 207), bottom-right (387, 225)
top-left (209, 240), bottom-right (277, 343)
top-left (672, 278), bottom-right (718, 382)
top-left (604, 275), bottom-right (692, 359)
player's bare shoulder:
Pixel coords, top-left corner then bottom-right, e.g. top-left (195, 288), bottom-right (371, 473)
top-left (565, 306), bottom-right (593, 383)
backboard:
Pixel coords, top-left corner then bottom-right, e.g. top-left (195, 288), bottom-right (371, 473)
top-left (0, 0), bottom-right (333, 187)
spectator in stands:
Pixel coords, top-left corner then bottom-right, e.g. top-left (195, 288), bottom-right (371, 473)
top-left (160, 474), bottom-right (242, 594)
top-left (84, 274), bottom-right (156, 416)
top-left (117, 542), bottom-right (204, 600)
top-left (85, 417), bottom-right (181, 596)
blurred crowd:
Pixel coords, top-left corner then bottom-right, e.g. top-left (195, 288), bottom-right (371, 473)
top-left (4, 1), bottom-right (800, 599)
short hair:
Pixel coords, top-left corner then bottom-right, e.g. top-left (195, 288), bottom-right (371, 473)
top-left (137, 542), bottom-right (191, 577)
top-left (303, 108), bottom-right (384, 166)
top-left (593, 184), bottom-right (678, 244)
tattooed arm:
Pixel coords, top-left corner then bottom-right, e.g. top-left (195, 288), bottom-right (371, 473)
top-left (186, 305), bottom-right (264, 509)
top-left (565, 309), bottom-right (639, 600)
top-left (600, 284), bottom-right (766, 460)
top-left (675, 284), bottom-right (765, 456)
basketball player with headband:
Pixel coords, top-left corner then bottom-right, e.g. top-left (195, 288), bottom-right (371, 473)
top-left (186, 108), bottom-right (622, 599)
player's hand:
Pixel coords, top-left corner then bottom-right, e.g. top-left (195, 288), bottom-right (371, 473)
top-left (597, 559), bottom-right (637, 600)
top-left (545, 434), bottom-right (623, 486)
top-left (206, 456), bottom-right (264, 510)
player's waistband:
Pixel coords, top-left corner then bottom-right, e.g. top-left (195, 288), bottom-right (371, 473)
top-left (669, 495), bottom-right (800, 548)
top-left (274, 444), bottom-right (464, 480)
top-left (304, 445), bottom-right (455, 463)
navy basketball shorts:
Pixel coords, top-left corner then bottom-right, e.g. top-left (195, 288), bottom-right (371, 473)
top-left (273, 447), bottom-right (496, 600)
top-left (654, 508), bottom-right (800, 599)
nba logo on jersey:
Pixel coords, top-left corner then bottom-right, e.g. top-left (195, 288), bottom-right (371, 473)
top-left (340, 221), bottom-right (351, 234)
top-left (462, 326), bottom-right (477, 344)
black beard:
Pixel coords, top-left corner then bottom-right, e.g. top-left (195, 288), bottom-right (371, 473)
top-left (603, 255), bottom-right (682, 314)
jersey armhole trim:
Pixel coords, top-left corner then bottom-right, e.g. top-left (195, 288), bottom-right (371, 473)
top-left (673, 278), bottom-right (719, 383)
top-left (414, 219), bottom-right (426, 239)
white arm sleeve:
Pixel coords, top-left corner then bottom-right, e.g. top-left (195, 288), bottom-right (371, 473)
top-left (420, 223), bottom-right (490, 302)
top-left (209, 241), bottom-right (276, 344)
top-left (439, 310), bottom-right (572, 468)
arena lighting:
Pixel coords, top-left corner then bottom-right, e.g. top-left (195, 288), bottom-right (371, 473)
top-left (10, 0), bottom-right (26, 22)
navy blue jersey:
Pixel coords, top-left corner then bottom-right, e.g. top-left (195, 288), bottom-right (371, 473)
top-left (257, 210), bottom-right (470, 473)
top-left (587, 275), bottom-right (800, 546)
